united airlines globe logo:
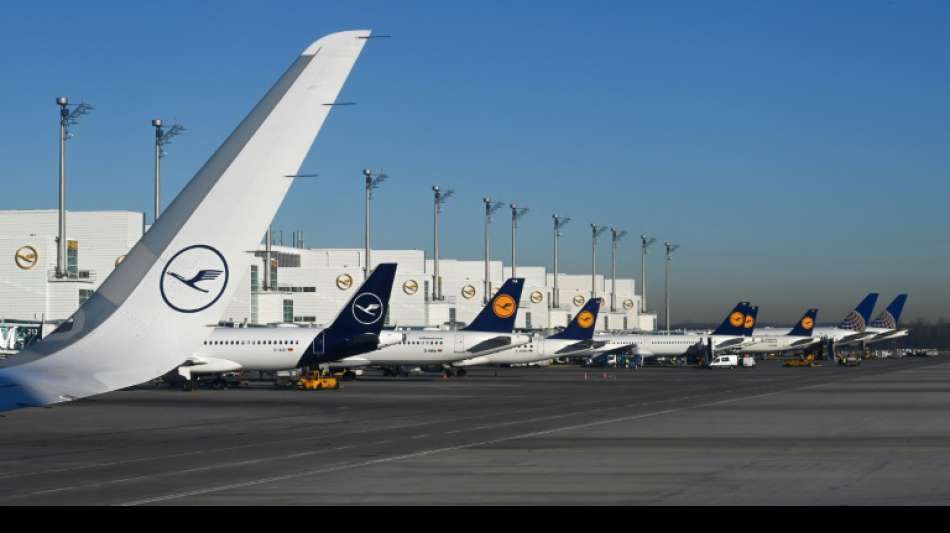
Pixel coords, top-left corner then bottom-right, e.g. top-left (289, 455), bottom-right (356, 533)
top-left (352, 292), bottom-right (384, 325)
top-left (160, 244), bottom-right (229, 314)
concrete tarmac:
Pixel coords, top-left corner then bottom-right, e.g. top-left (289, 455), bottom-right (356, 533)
top-left (1, 357), bottom-right (949, 505)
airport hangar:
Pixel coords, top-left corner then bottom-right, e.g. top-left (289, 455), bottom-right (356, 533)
top-left (0, 209), bottom-right (657, 349)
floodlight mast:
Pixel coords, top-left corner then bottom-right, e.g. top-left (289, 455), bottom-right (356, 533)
top-left (590, 224), bottom-right (607, 299)
top-left (610, 228), bottom-right (627, 312)
top-left (55, 96), bottom-right (93, 279)
top-left (552, 214), bottom-right (571, 308)
top-left (510, 204), bottom-right (529, 278)
top-left (640, 234), bottom-right (656, 313)
top-left (362, 168), bottom-right (388, 280)
top-left (432, 185), bottom-right (454, 301)
top-left (483, 197), bottom-right (504, 304)
top-left (664, 241), bottom-right (680, 332)
top-left (151, 119), bottom-right (186, 223)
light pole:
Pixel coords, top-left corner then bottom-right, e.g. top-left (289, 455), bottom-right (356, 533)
top-left (482, 197), bottom-right (504, 304)
top-left (552, 214), bottom-right (571, 308)
top-left (640, 234), bottom-right (656, 313)
top-left (664, 241), bottom-right (680, 332)
top-left (362, 168), bottom-right (388, 280)
top-left (55, 96), bottom-right (93, 278)
top-left (510, 204), bottom-right (529, 278)
top-left (610, 228), bottom-right (627, 312)
top-left (590, 224), bottom-right (607, 299)
top-left (263, 226), bottom-right (273, 291)
top-left (151, 119), bottom-right (186, 223)
top-left (432, 185), bottom-right (454, 301)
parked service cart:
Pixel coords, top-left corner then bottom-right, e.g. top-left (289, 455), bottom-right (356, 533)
top-left (838, 354), bottom-right (862, 367)
top-left (297, 370), bottom-right (340, 390)
top-left (783, 353), bottom-right (819, 368)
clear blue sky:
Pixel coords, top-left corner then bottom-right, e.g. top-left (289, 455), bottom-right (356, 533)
top-left (1, 1), bottom-right (947, 323)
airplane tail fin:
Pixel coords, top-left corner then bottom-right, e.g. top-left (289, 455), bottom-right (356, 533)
top-left (869, 294), bottom-right (907, 329)
top-left (463, 279), bottom-right (525, 333)
top-left (711, 302), bottom-right (752, 336)
top-left (0, 31), bottom-right (372, 412)
top-left (325, 264), bottom-right (397, 337)
top-left (788, 308), bottom-right (818, 337)
top-left (743, 305), bottom-right (759, 336)
top-left (549, 298), bottom-right (602, 340)
top-left (837, 293), bottom-right (879, 331)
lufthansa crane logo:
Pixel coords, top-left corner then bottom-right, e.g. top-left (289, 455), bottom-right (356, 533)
top-left (577, 310), bottom-right (595, 329)
top-left (623, 299), bottom-right (634, 310)
top-left (729, 311), bottom-right (746, 327)
top-left (573, 294), bottom-right (586, 307)
top-left (160, 244), bottom-right (229, 313)
top-left (461, 285), bottom-right (476, 299)
top-left (492, 294), bottom-right (517, 319)
top-left (336, 273), bottom-right (354, 291)
top-left (14, 245), bottom-right (38, 270)
top-left (403, 279), bottom-right (419, 295)
top-left (352, 292), bottom-right (384, 325)
top-left (801, 316), bottom-right (814, 330)
top-left (744, 314), bottom-right (755, 329)
top-left (530, 291), bottom-right (543, 304)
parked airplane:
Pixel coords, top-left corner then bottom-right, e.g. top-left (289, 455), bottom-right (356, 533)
top-left (326, 278), bottom-right (532, 377)
top-left (453, 297), bottom-right (604, 369)
top-left (863, 294), bottom-right (909, 344)
top-left (741, 308), bottom-right (821, 354)
top-left (0, 30), bottom-right (372, 412)
top-left (812, 293), bottom-right (879, 345)
top-left (174, 263), bottom-right (399, 387)
top-left (587, 301), bottom-right (756, 361)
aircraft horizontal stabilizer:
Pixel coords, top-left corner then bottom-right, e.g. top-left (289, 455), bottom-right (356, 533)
top-left (466, 336), bottom-right (514, 354)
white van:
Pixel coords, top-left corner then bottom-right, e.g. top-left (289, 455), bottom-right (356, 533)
top-left (710, 355), bottom-right (739, 369)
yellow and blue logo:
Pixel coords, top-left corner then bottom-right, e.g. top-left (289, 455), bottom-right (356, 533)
top-left (729, 311), bottom-right (746, 328)
top-left (577, 310), bottom-right (595, 329)
top-left (492, 294), bottom-right (517, 319)
top-left (801, 316), bottom-right (814, 330)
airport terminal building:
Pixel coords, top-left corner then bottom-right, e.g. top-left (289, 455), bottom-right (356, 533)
top-left (0, 210), bottom-right (657, 339)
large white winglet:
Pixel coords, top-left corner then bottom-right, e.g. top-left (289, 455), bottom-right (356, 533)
top-left (0, 30), bottom-right (372, 412)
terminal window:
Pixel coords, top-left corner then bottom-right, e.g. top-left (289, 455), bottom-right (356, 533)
top-left (67, 240), bottom-right (79, 274)
top-left (78, 289), bottom-right (94, 306)
top-left (282, 299), bottom-right (293, 323)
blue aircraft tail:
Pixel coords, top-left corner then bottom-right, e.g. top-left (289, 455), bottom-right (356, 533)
top-left (301, 263), bottom-right (398, 365)
top-left (744, 305), bottom-right (759, 336)
top-left (549, 298), bottom-right (602, 340)
top-left (325, 263), bottom-right (397, 337)
top-left (712, 301), bottom-right (753, 336)
top-left (837, 293), bottom-right (879, 331)
top-left (788, 308), bottom-right (818, 337)
top-left (463, 278), bottom-right (525, 333)
top-left (869, 294), bottom-right (907, 329)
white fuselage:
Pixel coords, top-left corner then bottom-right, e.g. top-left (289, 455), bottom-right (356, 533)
top-left (741, 334), bottom-right (820, 354)
top-left (591, 333), bottom-right (745, 358)
top-left (863, 326), bottom-right (909, 344)
top-left (333, 329), bottom-right (532, 368)
top-left (187, 326), bottom-right (323, 374)
top-left (812, 326), bottom-right (877, 345)
top-left (453, 335), bottom-right (588, 367)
